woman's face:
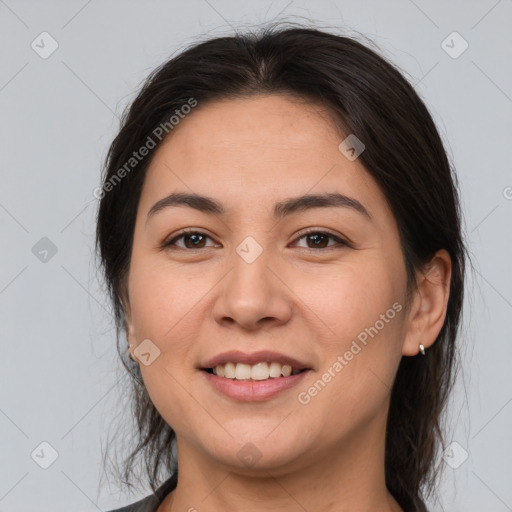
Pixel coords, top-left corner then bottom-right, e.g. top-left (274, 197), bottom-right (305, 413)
top-left (125, 94), bottom-right (416, 473)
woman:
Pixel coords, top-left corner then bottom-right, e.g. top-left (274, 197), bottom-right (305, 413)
top-left (96, 23), bottom-right (467, 512)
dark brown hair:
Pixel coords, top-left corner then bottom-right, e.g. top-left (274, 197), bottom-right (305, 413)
top-left (96, 23), bottom-right (467, 510)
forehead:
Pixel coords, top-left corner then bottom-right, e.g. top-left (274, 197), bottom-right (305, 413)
top-left (139, 94), bottom-right (389, 222)
top-left (154, 94), bottom-right (344, 168)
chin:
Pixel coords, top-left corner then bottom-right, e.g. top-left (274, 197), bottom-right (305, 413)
top-left (196, 427), bottom-right (312, 474)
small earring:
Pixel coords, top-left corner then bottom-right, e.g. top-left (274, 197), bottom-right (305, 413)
top-left (419, 344), bottom-right (426, 356)
top-left (128, 344), bottom-right (137, 361)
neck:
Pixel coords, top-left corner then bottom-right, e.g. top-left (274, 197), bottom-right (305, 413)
top-left (161, 409), bottom-right (403, 512)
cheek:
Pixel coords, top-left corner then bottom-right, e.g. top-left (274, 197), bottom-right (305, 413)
top-left (296, 257), bottom-right (402, 341)
top-left (128, 271), bottom-right (208, 433)
top-left (294, 259), bottom-right (405, 412)
top-left (127, 262), bottom-right (207, 411)
top-left (128, 258), bottom-right (209, 341)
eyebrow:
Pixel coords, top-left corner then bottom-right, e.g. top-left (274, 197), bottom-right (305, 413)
top-left (146, 191), bottom-right (372, 223)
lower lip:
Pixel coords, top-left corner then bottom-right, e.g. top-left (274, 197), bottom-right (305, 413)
top-left (203, 370), bottom-right (310, 402)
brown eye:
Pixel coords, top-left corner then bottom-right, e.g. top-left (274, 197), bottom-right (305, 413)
top-left (161, 229), bottom-right (349, 252)
top-left (163, 231), bottom-right (216, 250)
top-left (294, 231), bottom-right (348, 250)
top-left (181, 233), bottom-right (208, 248)
top-left (305, 232), bottom-right (330, 249)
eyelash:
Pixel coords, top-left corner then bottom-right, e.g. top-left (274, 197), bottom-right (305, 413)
top-left (160, 228), bottom-right (350, 252)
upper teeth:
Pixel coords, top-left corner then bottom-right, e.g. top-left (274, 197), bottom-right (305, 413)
top-left (212, 362), bottom-right (301, 380)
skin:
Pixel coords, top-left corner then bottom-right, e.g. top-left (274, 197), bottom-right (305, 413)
top-left (124, 94), bottom-right (452, 511)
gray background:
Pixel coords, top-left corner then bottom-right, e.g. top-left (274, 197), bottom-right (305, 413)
top-left (1, 1), bottom-right (511, 511)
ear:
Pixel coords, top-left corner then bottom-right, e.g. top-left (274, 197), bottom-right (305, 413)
top-left (121, 292), bottom-right (137, 356)
top-left (402, 249), bottom-right (452, 356)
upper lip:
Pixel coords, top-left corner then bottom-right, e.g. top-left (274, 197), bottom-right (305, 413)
top-left (201, 350), bottom-right (311, 371)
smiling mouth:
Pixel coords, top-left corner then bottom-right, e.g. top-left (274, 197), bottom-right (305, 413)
top-left (203, 361), bottom-right (308, 381)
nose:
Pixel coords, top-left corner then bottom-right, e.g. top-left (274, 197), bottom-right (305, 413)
top-left (212, 243), bottom-right (293, 332)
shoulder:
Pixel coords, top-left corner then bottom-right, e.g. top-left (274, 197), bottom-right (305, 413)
top-left (106, 493), bottom-right (160, 512)
top-left (106, 473), bottom-right (178, 512)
